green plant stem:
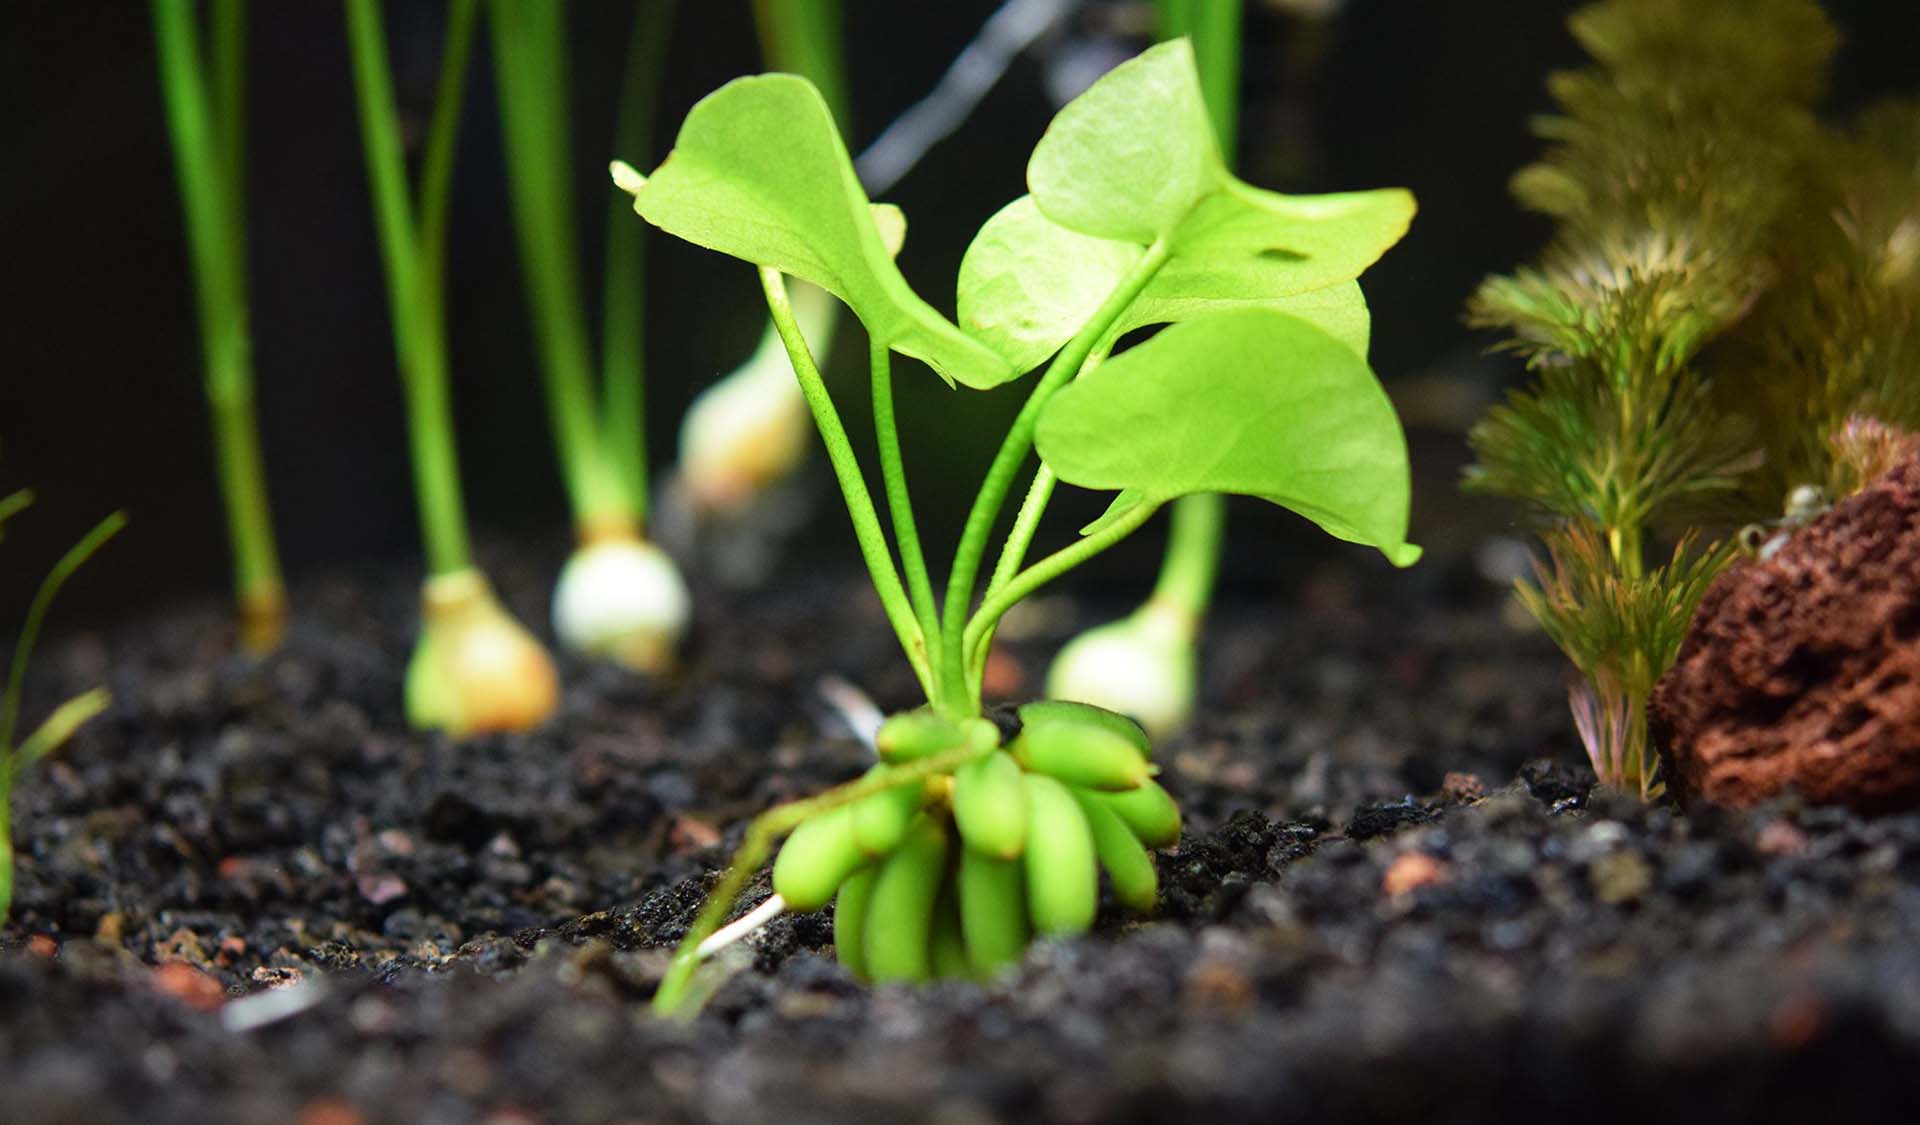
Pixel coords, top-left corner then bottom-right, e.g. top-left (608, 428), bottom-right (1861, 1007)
top-left (937, 239), bottom-right (1173, 716)
top-left (1143, 0), bottom-right (1240, 652)
top-left (752, 0), bottom-right (849, 132)
top-left (491, 0), bottom-right (631, 529)
top-left (209, 0), bottom-right (248, 274)
top-left (1151, 490), bottom-right (1225, 612)
top-left (761, 269), bottom-right (931, 696)
top-left (417, 0), bottom-right (477, 335)
top-left (983, 345), bottom-right (1112, 599)
top-left (345, 0), bottom-right (476, 577)
top-left (600, 0), bottom-right (675, 521)
top-left (652, 738), bottom-right (988, 1016)
top-left (964, 497), bottom-right (1162, 667)
top-left (0, 511), bottom-right (125, 757)
top-left (152, 0), bottom-right (284, 614)
top-left (870, 338), bottom-right (941, 656)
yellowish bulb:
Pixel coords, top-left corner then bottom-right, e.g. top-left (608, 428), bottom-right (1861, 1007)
top-left (678, 282), bottom-right (839, 515)
top-left (405, 569), bottom-right (559, 736)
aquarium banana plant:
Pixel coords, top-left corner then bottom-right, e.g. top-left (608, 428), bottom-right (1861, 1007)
top-left (619, 40), bottom-right (1418, 1010)
top-left (346, 0), bottom-right (558, 735)
top-left (1465, 0), bottom-right (1835, 798)
top-left (1045, 0), bottom-right (1244, 737)
top-left (151, 0), bottom-right (285, 651)
top-left (490, 0), bottom-right (690, 673)
top-left (0, 486), bottom-right (122, 920)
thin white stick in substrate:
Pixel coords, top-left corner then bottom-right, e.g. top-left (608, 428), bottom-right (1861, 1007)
top-left (817, 674), bottom-right (885, 752)
top-left (695, 893), bottom-right (788, 960)
top-left (854, 0), bottom-right (1080, 195)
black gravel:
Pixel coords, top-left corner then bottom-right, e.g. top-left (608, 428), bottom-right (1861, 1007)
top-left (4, 552), bottom-right (1919, 1124)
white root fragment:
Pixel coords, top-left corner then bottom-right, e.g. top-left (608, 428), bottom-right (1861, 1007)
top-left (817, 675), bottom-right (885, 753)
top-left (695, 894), bottom-right (788, 960)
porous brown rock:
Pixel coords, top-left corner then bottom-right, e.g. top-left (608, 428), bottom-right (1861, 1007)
top-left (1651, 449), bottom-right (1920, 813)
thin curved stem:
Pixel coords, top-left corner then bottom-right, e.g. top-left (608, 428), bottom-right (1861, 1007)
top-left (982, 343), bottom-right (1111, 599)
top-left (937, 238), bottom-right (1172, 714)
top-left (761, 269), bottom-right (931, 696)
top-left (964, 497), bottom-right (1161, 670)
top-left (870, 337), bottom-right (941, 660)
top-left (1151, 491), bottom-right (1225, 613)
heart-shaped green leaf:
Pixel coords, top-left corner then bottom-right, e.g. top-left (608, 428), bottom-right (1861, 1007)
top-left (956, 195), bottom-right (1377, 369)
top-left (631, 74), bottom-right (1012, 388)
top-left (1035, 308), bottom-right (1420, 565)
top-left (955, 196), bottom-right (1142, 373)
top-left (1027, 39), bottom-right (1224, 243)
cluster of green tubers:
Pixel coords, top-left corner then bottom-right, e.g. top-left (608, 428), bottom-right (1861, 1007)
top-left (774, 701), bottom-right (1179, 983)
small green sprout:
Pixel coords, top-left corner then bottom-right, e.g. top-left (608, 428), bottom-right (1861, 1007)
top-left (621, 39), bottom-right (1417, 1010)
top-left (490, 0), bottom-right (691, 673)
top-left (0, 487), bottom-right (123, 921)
top-left (151, 0), bottom-right (286, 651)
top-left (346, 0), bottom-right (558, 735)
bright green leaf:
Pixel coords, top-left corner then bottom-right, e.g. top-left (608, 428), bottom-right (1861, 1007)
top-left (1027, 39), bottom-right (1224, 243)
top-left (1165, 181), bottom-right (1415, 297)
top-left (632, 74), bottom-right (1012, 388)
top-left (1035, 309), bottom-right (1420, 566)
top-left (1111, 279), bottom-right (1373, 359)
top-left (956, 196), bottom-right (1141, 373)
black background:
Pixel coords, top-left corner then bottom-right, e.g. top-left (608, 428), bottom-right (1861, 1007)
top-left (4, 0), bottom-right (1916, 624)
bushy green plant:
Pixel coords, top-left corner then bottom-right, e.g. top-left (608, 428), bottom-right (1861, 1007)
top-left (1466, 0), bottom-right (1918, 798)
top-left (615, 40), bottom-right (1418, 1009)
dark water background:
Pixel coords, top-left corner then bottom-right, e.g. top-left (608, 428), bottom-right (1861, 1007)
top-left (4, 0), bottom-right (1916, 619)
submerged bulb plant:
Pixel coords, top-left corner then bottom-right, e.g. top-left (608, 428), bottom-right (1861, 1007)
top-left (619, 40), bottom-right (1418, 1011)
top-left (1045, 0), bottom-right (1244, 736)
top-left (491, 0), bottom-right (690, 672)
top-left (151, 0), bottom-right (286, 650)
top-left (0, 486), bottom-right (122, 920)
top-left (346, 0), bottom-right (557, 735)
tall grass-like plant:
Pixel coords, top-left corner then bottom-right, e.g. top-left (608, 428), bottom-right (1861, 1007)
top-left (151, 0), bottom-right (285, 650)
top-left (345, 0), bottom-right (558, 735)
top-left (490, 0), bottom-right (690, 673)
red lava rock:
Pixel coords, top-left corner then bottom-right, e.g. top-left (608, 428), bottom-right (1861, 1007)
top-left (151, 961), bottom-right (226, 1012)
top-left (1651, 450), bottom-right (1920, 813)
top-left (668, 815), bottom-right (721, 851)
top-left (215, 935), bottom-right (248, 966)
top-left (1439, 771), bottom-right (1488, 804)
top-left (982, 647), bottom-right (1025, 700)
top-left (1768, 990), bottom-right (1828, 1049)
top-left (1755, 819), bottom-right (1810, 858)
top-left (355, 872), bottom-right (409, 905)
top-left (27, 934), bottom-right (58, 959)
top-left (295, 1098), bottom-right (365, 1125)
top-left (1382, 851), bottom-right (1450, 898)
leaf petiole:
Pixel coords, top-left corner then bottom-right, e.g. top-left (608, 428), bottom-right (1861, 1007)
top-left (761, 268), bottom-right (933, 696)
top-left (937, 238), bottom-right (1174, 713)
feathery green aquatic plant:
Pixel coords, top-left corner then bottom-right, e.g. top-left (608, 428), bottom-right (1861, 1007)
top-left (1465, 0), bottom-right (1837, 799)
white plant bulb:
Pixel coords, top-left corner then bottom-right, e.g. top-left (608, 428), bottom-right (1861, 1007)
top-left (678, 282), bottom-right (839, 515)
top-left (551, 535), bottom-right (691, 673)
top-left (1044, 599), bottom-right (1198, 739)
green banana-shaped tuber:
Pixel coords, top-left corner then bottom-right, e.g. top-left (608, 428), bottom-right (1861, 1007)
top-left (863, 814), bottom-right (950, 982)
top-left (772, 806), bottom-right (868, 911)
top-left (1073, 787), bottom-right (1160, 914)
top-left (928, 879), bottom-right (973, 980)
top-left (1012, 716), bottom-right (1155, 791)
top-left (1085, 780), bottom-right (1183, 849)
top-left (852, 768), bottom-right (923, 857)
top-left (833, 866), bottom-right (879, 981)
top-left (1021, 773), bottom-right (1100, 936)
top-left (952, 749), bottom-right (1029, 860)
top-left (958, 848), bottom-right (1029, 976)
